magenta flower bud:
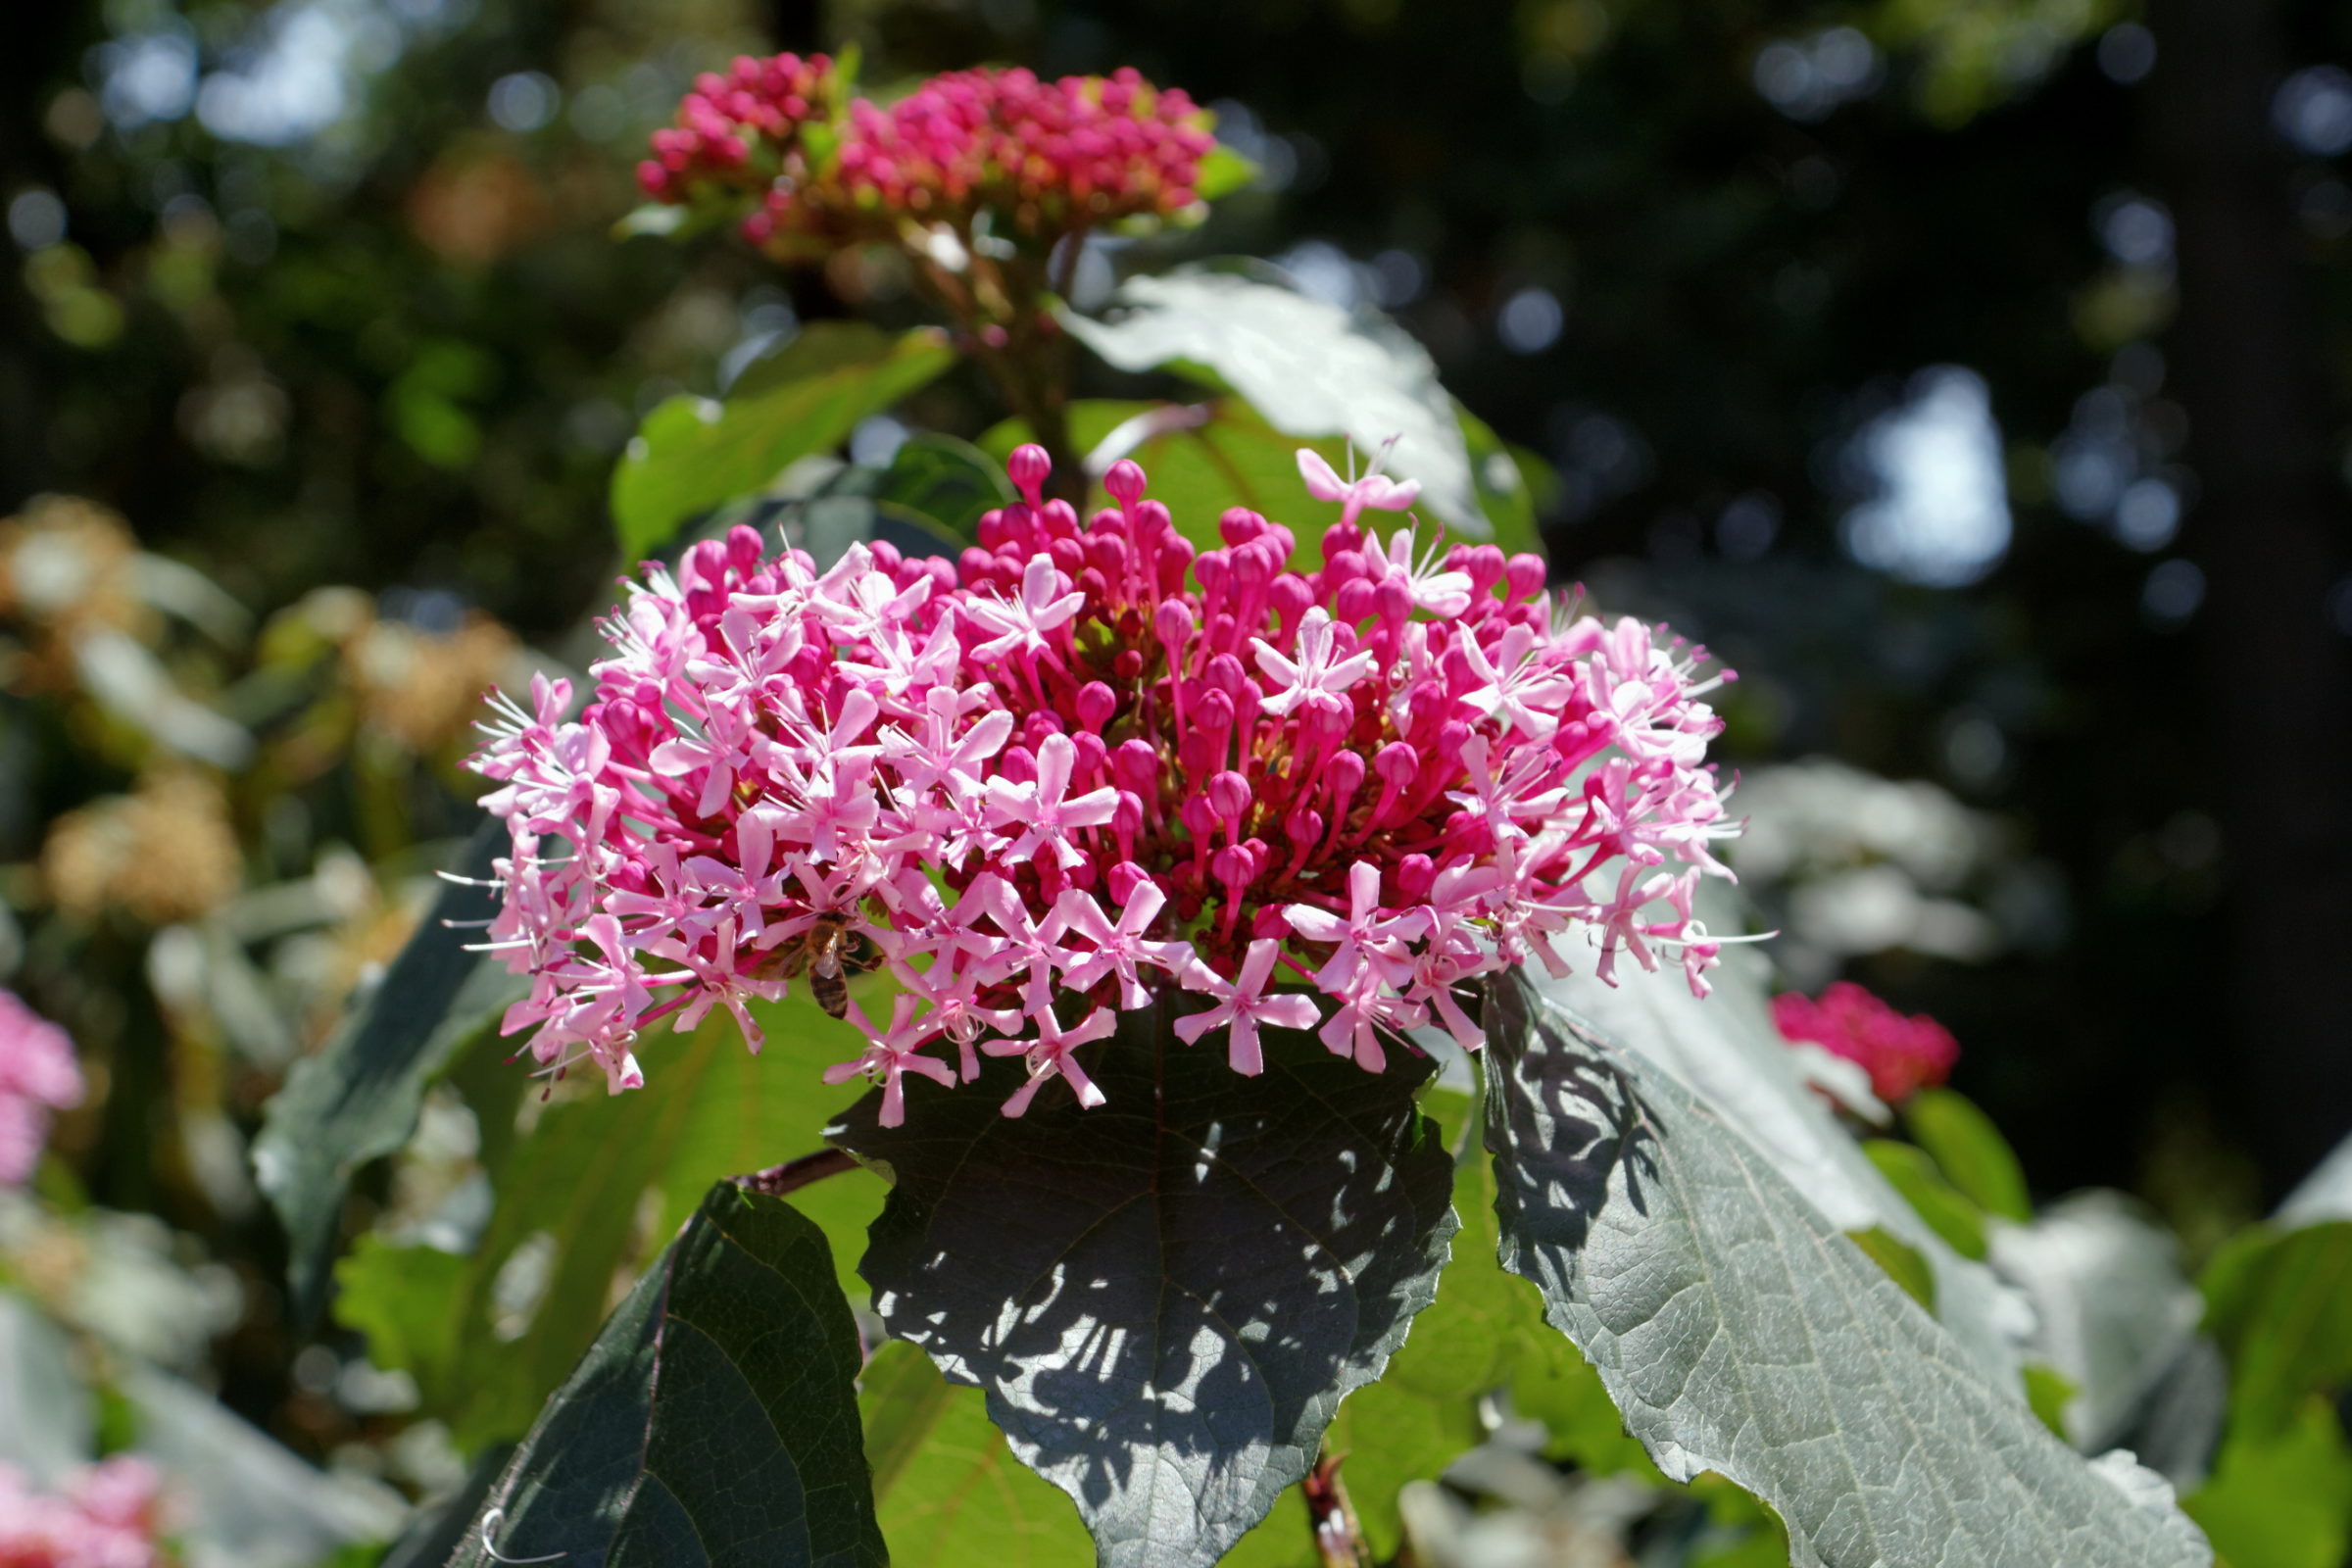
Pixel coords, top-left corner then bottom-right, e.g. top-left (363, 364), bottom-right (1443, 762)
top-left (1112, 789), bottom-right (1145, 836)
top-left (1072, 730), bottom-right (1108, 778)
top-left (1040, 499), bottom-right (1080, 535)
top-left (1374, 741), bottom-right (1420, 790)
top-left (1104, 459), bottom-right (1148, 505)
top-left (1007, 443), bottom-right (1052, 506)
top-left (1079, 565), bottom-right (1110, 601)
top-left (1335, 577), bottom-right (1378, 623)
top-left (1194, 549), bottom-right (1231, 599)
top-left (1375, 575), bottom-right (1413, 624)
top-left (1076, 681), bottom-right (1118, 732)
top-left (976, 512), bottom-right (1008, 551)
top-left (1178, 793), bottom-right (1218, 839)
top-left (1504, 553), bottom-right (1547, 602)
top-left (1000, 744), bottom-right (1039, 785)
top-left (1207, 770), bottom-right (1252, 820)
top-left (1112, 738), bottom-right (1159, 791)
top-left (1219, 508), bottom-right (1267, 547)
top-left (1463, 544), bottom-right (1507, 598)
top-left (1268, 574), bottom-right (1313, 628)
top-left (1205, 652), bottom-right (1248, 698)
top-left (1106, 859), bottom-right (1152, 906)
top-left (1085, 531), bottom-right (1129, 578)
top-left (1050, 537), bottom-right (1086, 576)
top-left (868, 539), bottom-right (903, 574)
top-left (1134, 500), bottom-right (1173, 538)
top-left (1210, 843), bottom-right (1255, 891)
top-left (1325, 748), bottom-right (1366, 807)
top-left (726, 524), bottom-right (764, 572)
top-left (1197, 687), bottom-right (1235, 732)
top-left (1153, 599), bottom-right (1195, 653)
top-left (1322, 522), bottom-right (1364, 560)
top-left (1397, 852), bottom-right (1436, 900)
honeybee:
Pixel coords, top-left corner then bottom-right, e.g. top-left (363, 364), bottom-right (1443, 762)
top-left (773, 911), bottom-right (880, 1019)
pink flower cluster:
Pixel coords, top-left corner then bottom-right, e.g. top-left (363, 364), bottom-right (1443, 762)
top-left (0, 991), bottom-right (82, 1187)
top-left (0, 1458), bottom-right (167, 1568)
top-left (1772, 981), bottom-right (1958, 1104)
top-left (638, 52), bottom-right (840, 205)
top-left (638, 57), bottom-right (1214, 251)
top-left (469, 447), bottom-right (1739, 1121)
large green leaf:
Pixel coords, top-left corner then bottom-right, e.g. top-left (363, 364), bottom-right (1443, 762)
top-left (2181, 1397), bottom-right (2352, 1568)
top-left (333, 992), bottom-right (884, 1450)
top-left (1062, 266), bottom-right (1496, 539)
top-left (1528, 940), bottom-right (2029, 1389)
top-left (1312, 1086), bottom-right (1652, 1560)
top-left (1863, 1139), bottom-right (1990, 1259)
top-left (1483, 969), bottom-right (2211, 1568)
top-left (445, 1183), bottom-right (885, 1568)
top-left (252, 822), bottom-right (523, 1325)
top-left (609, 322), bottom-right (956, 559)
top-left (859, 1341), bottom-right (1093, 1564)
top-left (828, 1003), bottom-right (1456, 1568)
top-left (2199, 1219), bottom-right (2352, 1443)
top-left (1905, 1089), bottom-right (2033, 1224)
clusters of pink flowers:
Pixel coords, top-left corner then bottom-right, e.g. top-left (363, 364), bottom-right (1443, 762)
top-left (638, 52), bottom-right (840, 206)
top-left (638, 56), bottom-right (1214, 252)
top-left (469, 446), bottom-right (1739, 1121)
top-left (1772, 981), bottom-right (1958, 1104)
top-left (0, 1458), bottom-right (168, 1568)
top-left (0, 991), bottom-right (82, 1186)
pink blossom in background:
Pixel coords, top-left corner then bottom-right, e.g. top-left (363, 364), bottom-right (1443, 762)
top-left (0, 991), bottom-right (82, 1186)
top-left (1771, 981), bottom-right (1959, 1105)
top-left (467, 444), bottom-right (1740, 1119)
top-left (637, 56), bottom-right (1215, 250)
top-left (0, 1457), bottom-right (168, 1568)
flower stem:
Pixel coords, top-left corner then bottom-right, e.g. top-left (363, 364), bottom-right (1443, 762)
top-left (733, 1147), bottom-right (858, 1197)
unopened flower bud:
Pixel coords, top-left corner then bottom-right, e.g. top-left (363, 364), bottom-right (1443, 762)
top-left (1397, 853), bottom-right (1436, 900)
top-left (1076, 681), bottom-right (1118, 732)
top-left (1007, 443), bottom-right (1052, 507)
top-left (1207, 770), bottom-right (1252, 821)
top-left (1104, 459), bottom-right (1148, 506)
top-left (1504, 553), bottom-right (1547, 602)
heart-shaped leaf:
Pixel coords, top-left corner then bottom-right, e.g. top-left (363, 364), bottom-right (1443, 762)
top-left (445, 1182), bottom-right (884, 1568)
top-left (610, 322), bottom-right (955, 559)
top-left (1484, 970), bottom-right (2211, 1568)
top-left (829, 1003), bottom-right (1456, 1568)
top-left (1061, 267), bottom-right (1511, 543)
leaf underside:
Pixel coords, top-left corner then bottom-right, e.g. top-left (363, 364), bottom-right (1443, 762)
top-left (1483, 970), bottom-right (2211, 1568)
top-left (830, 1004), bottom-right (1457, 1568)
top-left (447, 1183), bottom-right (884, 1568)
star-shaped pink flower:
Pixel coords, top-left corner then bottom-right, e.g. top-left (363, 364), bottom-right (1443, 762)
top-left (1171, 939), bottom-right (1321, 1076)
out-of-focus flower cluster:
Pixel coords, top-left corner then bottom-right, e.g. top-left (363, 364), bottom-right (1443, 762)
top-left (0, 1458), bottom-right (169, 1568)
top-left (0, 499), bottom-right (153, 688)
top-left (638, 55), bottom-right (1215, 257)
top-left (40, 774), bottom-right (242, 929)
top-left (1772, 980), bottom-right (1958, 1104)
top-left (471, 445), bottom-right (1739, 1120)
top-left (262, 587), bottom-right (527, 761)
top-left (0, 991), bottom-right (81, 1187)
